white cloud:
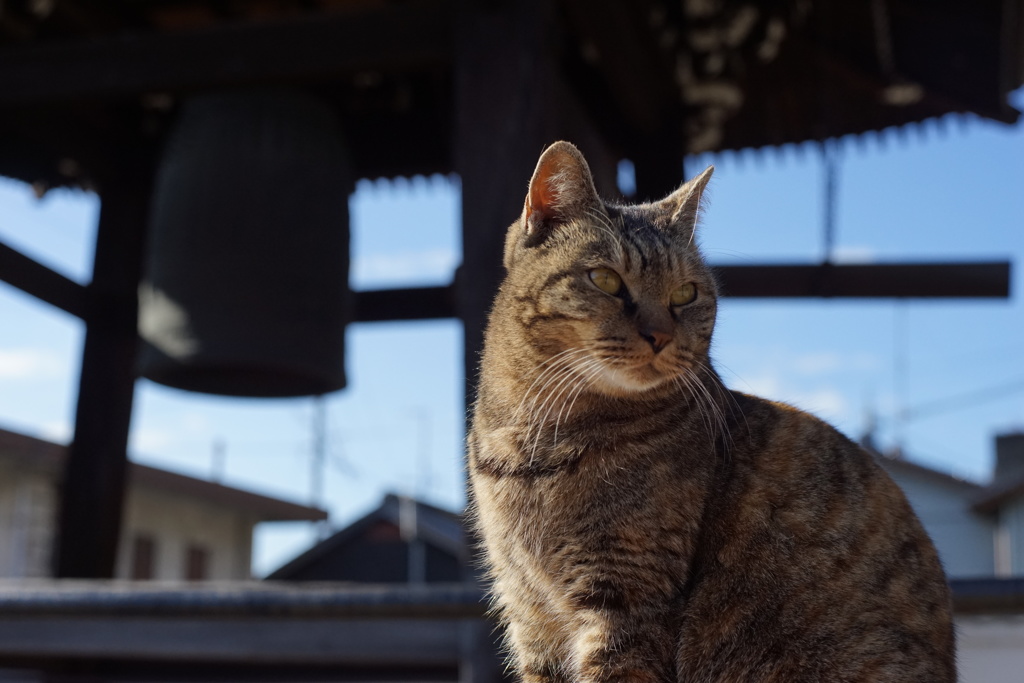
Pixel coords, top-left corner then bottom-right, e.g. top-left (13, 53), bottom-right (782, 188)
top-left (0, 349), bottom-right (63, 379)
top-left (352, 248), bottom-right (459, 287)
top-left (790, 351), bottom-right (879, 376)
top-left (832, 245), bottom-right (876, 263)
top-left (731, 371), bottom-right (849, 421)
top-left (791, 352), bottom-right (843, 375)
top-left (790, 387), bottom-right (848, 419)
top-left (39, 420), bottom-right (73, 444)
top-left (129, 427), bottom-right (175, 454)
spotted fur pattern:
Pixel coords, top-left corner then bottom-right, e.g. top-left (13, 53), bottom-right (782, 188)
top-left (468, 141), bottom-right (955, 683)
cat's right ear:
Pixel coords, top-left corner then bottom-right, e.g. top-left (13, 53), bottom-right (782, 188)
top-left (520, 141), bottom-right (603, 248)
top-left (658, 165), bottom-right (714, 238)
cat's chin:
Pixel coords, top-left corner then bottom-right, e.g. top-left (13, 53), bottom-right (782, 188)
top-left (591, 363), bottom-right (674, 397)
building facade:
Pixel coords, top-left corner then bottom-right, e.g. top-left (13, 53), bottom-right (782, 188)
top-left (0, 427), bottom-right (325, 580)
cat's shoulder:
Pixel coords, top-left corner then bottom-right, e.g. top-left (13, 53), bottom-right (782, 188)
top-left (725, 389), bottom-right (882, 473)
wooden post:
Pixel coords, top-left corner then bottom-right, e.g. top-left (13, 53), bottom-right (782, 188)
top-left (454, 0), bottom-right (554, 413)
top-left (453, 0), bottom-right (618, 414)
top-left (53, 160), bottom-right (153, 579)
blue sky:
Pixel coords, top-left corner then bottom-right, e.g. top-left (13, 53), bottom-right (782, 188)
top-left (1, 95), bottom-right (1022, 575)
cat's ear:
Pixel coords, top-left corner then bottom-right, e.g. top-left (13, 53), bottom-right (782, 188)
top-left (659, 165), bottom-right (714, 236)
top-left (521, 141), bottom-right (603, 246)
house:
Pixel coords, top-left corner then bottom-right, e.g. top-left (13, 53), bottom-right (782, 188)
top-left (873, 449), bottom-right (994, 578)
top-left (0, 427), bottom-right (326, 580)
top-left (268, 493), bottom-right (502, 683)
top-left (872, 432), bottom-right (1024, 579)
top-left (268, 492), bottom-right (473, 583)
top-left (872, 432), bottom-right (1024, 683)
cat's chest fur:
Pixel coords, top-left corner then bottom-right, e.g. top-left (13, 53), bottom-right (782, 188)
top-left (471, 405), bottom-right (717, 611)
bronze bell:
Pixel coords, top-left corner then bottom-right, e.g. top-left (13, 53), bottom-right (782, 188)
top-left (138, 89), bottom-right (352, 397)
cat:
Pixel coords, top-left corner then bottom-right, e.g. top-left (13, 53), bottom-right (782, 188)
top-left (467, 141), bottom-right (955, 683)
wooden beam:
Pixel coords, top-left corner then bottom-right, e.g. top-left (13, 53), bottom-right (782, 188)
top-left (349, 262), bottom-right (1010, 328)
top-left (353, 285), bottom-right (456, 323)
top-left (0, 257), bottom-right (1008, 335)
top-left (0, 240), bottom-right (89, 317)
top-left (0, 1), bottom-right (452, 105)
top-left (715, 262), bottom-right (1011, 298)
top-left (54, 158), bottom-right (154, 579)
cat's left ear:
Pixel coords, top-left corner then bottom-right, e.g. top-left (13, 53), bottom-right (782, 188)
top-left (521, 141), bottom-right (603, 247)
top-left (659, 165), bottom-right (714, 236)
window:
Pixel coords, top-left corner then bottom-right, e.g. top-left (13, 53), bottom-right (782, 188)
top-left (186, 544), bottom-right (210, 581)
top-left (131, 535), bottom-right (156, 580)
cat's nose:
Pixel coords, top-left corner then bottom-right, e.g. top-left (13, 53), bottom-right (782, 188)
top-left (639, 328), bottom-right (672, 354)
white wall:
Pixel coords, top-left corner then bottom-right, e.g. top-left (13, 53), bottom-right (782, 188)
top-left (883, 468), bottom-right (995, 578)
top-left (0, 456), bottom-right (256, 580)
top-left (957, 614), bottom-right (1024, 683)
top-left (0, 464), bottom-right (54, 578)
top-left (115, 487), bottom-right (256, 580)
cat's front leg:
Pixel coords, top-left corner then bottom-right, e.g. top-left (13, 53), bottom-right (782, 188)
top-left (507, 618), bottom-right (573, 683)
top-left (568, 609), bottom-right (675, 683)
top-left (505, 612), bottom-right (572, 683)
top-left (496, 576), bottom-right (573, 683)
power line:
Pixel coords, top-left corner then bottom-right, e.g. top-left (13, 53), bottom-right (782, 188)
top-left (903, 378), bottom-right (1024, 421)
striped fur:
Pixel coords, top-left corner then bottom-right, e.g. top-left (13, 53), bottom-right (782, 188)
top-left (468, 142), bottom-right (955, 682)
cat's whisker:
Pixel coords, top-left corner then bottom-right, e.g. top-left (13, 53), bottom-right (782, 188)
top-left (524, 353), bottom-right (595, 427)
top-left (553, 360), bottom-right (606, 446)
top-left (678, 372), bottom-right (715, 440)
top-left (522, 355), bottom-right (592, 462)
top-left (692, 372), bottom-right (727, 438)
top-left (513, 348), bottom-right (592, 423)
top-left (694, 359), bottom-right (746, 449)
top-left (516, 348), bottom-right (589, 410)
top-left (682, 366), bottom-right (725, 447)
top-left (528, 356), bottom-right (605, 463)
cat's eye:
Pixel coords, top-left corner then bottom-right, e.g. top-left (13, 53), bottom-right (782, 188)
top-left (670, 283), bottom-right (698, 306)
top-left (588, 268), bottom-right (623, 295)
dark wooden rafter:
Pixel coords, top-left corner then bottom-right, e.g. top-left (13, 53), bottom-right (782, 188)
top-left (0, 240), bottom-right (88, 317)
top-left (559, 0), bottom-right (687, 198)
top-left (0, 0), bottom-right (453, 105)
top-left (559, 0), bottom-right (679, 137)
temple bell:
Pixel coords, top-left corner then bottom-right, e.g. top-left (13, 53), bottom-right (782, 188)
top-left (138, 89), bottom-right (352, 397)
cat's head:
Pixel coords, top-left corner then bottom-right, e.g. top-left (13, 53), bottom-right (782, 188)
top-left (498, 141), bottom-right (717, 398)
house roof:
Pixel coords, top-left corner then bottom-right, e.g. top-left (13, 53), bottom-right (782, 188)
top-left (871, 448), bottom-right (984, 492)
top-left (0, 426), bottom-right (326, 522)
top-left (951, 577), bottom-right (1024, 615)
top-left (971, 475), bottom-right (1024, 515)
top-left (267, 493), bottom-right (466, 579)
top-left (870, 445), bottom-right (1024, 516)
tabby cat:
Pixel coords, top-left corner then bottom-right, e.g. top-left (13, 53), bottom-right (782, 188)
top-left (467, 141), bottom-right (955, 682)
